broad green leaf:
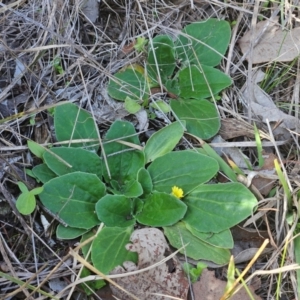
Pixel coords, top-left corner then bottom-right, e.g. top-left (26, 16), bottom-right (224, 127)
top-left (39, 172), bottom-right (106, 229)
top-left (121, 180), bottom-right (143, 198)
top-left (184, 183), bottom-right (257, 233)
top-left (96, 195), bottom-right (136, 227)
top-left (81, 230), bottom-right (95, 259)
top-left (133, 198), bottom-right (144, 216)
top-left (103, 120), bottom-right (144, 183)
top-left (25, 169), bottom-right (37, 180)
top-left (54, 103), bottom-right (99, 151)
top-left (91, 226), bottom-right (137, 274)
top-left (43, 147), bottom-right (102, 178)
top-left (144, 121), bottom-right (185, 163)
top-left (185, 222), bottom-right (233, 249)
top-left (32, 164), bottom-right (57, 184)
top-left (80, 267), bottom-right (106, 295)
top-left (124, 97), bottom-right (142, 114)
top-left (165, 78), bottom-right (180, 97)
top-left (148, 151), bottom-right (219, 194)
top-left (108, 180), bottom-right (143, 198)
top-left (104, 120), bottom-right (140, 147)
top-left (16, 191), bottom-right (36, 215)
top-left (178, 65), bottom-right (232, 99)
top-left (17, 182), bottom-right (28, 193)
top-left (195, 146), bottom-right (237, 182)
top-left (163, 222), bottom-right (230, 264)
top-left (56, 224), bottom-right (89, 240)
top-left (170, 99), bottom-right (220, 139)
top-left (147, 35), bottom-right (176, 83)
top-left (137, 168), bottom-right (153, 196)
top-left (150, 100), bottom-right (171, 113)
top-left (104, 149), bottom-right (144, 184)
top-left (27, 140), bottom-right (46, 158)
top-left (176, 19), bottom-right (231, 67)
top-left (136, 192), bottom-right (187, 227)
top-left (109, 180), bottom-right (120, 192)
top-left (107, 69), bottom-right (150, 101)
top-left (31, 187), bottom-right (43, 196)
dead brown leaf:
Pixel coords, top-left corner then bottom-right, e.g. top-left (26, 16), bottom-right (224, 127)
top-left (231, 226), bottom-right (269, 251)
top-left (212, 135), bottom-right (250, 170)
top-left (193, 269), bottom-right (262, 300)
top-left (251, 151), bottom-right (277, 196)
top-left (239, 19), bottom-right (300, 64)
top-left (110, 228), bottom-right (189, 300)
top-left (243, 71), bottom-right (300, 138)
top-left (230, 226), bottom-right (272, 264)
top-left (121, 41), bottom-right (136, 55)
top-left (220, 118), bottom-right (256, 140)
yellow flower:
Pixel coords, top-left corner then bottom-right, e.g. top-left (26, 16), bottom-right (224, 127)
top-left (171, 186), bottom-right (184, 199)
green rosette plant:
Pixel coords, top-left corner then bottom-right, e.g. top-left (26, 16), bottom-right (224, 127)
top-left (21, 102), bottom-right (257, 276)
top-left (14, 19), bottom-right (258, 295)
top-left (107, 18), bottom-right (232, 139)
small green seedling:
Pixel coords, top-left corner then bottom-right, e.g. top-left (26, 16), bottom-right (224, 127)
top-left (29, 114), bottom-right (36, 125)
top-left (47, 107), bottom-right (55, 116)
top-left (51, 56), bottom-right (64, 75)
top-left (183, 262), bottom-right (207, 283)
top-left (124, 96), bottom-right (142, 114)
top-left (16, 182), bottom-right (43, 215)
top-left (134, 37), bottom-right (148, 53)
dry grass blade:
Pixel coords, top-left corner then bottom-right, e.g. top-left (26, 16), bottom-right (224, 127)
top-left (69, 249), bottom-right (140, 300)
top-left (0, 0), bottom-right (26, 13)
top-left (220, 239), bottom-right (269, 300)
